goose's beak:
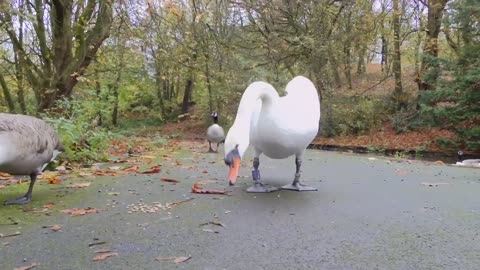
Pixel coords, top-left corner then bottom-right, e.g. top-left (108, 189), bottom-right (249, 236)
top-left (227, 157), bottom-right (240, 186)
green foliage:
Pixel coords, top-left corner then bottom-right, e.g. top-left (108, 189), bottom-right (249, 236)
top-left (417, 43), bottom-right (480, 150)
top-left (43, 99), bottom-right (112, 163)
top-left (321, 96), bottom-right (386, 137)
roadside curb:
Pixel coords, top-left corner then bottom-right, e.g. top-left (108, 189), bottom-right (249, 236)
top-left (308, 143), bottom-right (480, 163)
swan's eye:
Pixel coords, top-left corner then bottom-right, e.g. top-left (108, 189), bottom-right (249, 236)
top-left (224, 156), bottom-right (232, 166)
top-left (225, 147), bottom-right (240, 167)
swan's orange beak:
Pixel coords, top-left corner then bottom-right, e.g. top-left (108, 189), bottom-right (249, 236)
top-left (228, 157), bottom-right (240, 186)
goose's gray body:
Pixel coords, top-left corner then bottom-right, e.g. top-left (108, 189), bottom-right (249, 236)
top-left (206, 112), bottom-right (225, 153)
top-left (0, 113), bottom-right (63, 205)
top-left (207, 124), bottom-right (225, 144)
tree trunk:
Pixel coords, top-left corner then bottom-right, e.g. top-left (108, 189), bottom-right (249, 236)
top-left (392, 0), bottom-right (405, 110)
top-left (94, 69), bottom-right (103, 127)
top-left (155, 69), bottom-right (166, 117)
top-left (0, 2), bottom-right (113, 112)
top-left (0, 73), bottom-right (16, 113)
top-left (356, 47), bottom-right (367, 75)
top-left (381, 34), bottom-right (388, 73)
top-left (417, 0), bottom-right (449, 91)
top-left (15, 0), bottom-right (26, 113)
top-left (182, 76), bottom-right (194, 114)
top-left (344, 44), bottom-right (353, 90)
top-left (205, 53), bottom-right (214, 113)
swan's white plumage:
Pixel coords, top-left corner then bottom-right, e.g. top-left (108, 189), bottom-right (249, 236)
top-left (455, 160), bottom-right (480, 168)
top-left (224, 76), bottom-right (320, 160)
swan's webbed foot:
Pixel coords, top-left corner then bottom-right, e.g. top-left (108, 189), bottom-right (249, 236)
top-left (281, 168), bottom-right (317, 191)
top-left (281, 182), bottom-right (317, 191)
top-left (246, 158), bottom-right (278, 192)
top-left (4, 195), bottom-right (32, 205)
top-left (246, 182), bottom-right (279, 193)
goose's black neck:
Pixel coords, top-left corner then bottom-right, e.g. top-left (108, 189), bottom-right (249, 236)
top-left (212, 116), bottom-right (218, 124)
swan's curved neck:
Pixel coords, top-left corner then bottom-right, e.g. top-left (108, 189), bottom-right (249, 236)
top-left (232, 82), bottom-right (278, 132)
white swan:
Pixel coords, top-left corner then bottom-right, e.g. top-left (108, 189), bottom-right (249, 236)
top-left (206, 111), bottom-right (225, 153)
top-left (0, 113), bottom-right (63, 205)
top-left (455, 151), bottom-right (480, 168)
top-left (224, 76), bottom-right (320, 192)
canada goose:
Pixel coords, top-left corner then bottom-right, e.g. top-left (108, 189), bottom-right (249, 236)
top-left (206, 111), bottom-right (225, 153)
top-left (224, 76), bottom-right (320, 192)
top-left (0, 113), bottom-right (63, 205)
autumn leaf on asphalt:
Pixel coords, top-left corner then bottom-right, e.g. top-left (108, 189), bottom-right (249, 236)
top-left (191, 180), bottom-right (230, 195)
top-left (14, 262), bottom-right (38, 270)
top-left (0, 172), bottom-right (13, 180)
top-left (160, 178), bottom-right (180, 183)
top-left (68, 182), bottom-right (91, 188)
top-left (78, 171), bottom-right (93, 177)
top-left (39, 172), bottom-right (62, 184)
top-left (123, 166), bottom-right (139, 173)
top-left (202, 170), bottom-right (208, 174)
top-left (0, 231), bottom-right (21, 238)
top-left (156, 256), bottom-right (192, 264)
top-left (43, 202), bottom-right (55, 208)
top-left (140, 165), bottom-right (161, 174)
top-left (395, 169), bottom-right (408, 175)
top-left (50, 224), bottom-right (62, 232)
top-left (61, 207), bottom-right (98, 216)
top-left (95, 249), bottom-right (112, 253)
top-left (92, 252), bottom-right (118, 261)
top-left (95, 170), bottom-right (122, 176)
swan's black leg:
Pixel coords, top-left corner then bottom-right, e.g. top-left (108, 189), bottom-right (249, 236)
top-left (282, 156), bottom-right (317, 191)
top-left (4, 173), bottom-right (37, 205)
top-left (246, 156), bottom-right (278, 193)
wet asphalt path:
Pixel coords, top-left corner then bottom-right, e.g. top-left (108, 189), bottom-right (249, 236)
top-left (1, 147), bottom-right (479, 270)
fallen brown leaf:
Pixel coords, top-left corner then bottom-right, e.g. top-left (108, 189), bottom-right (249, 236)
top-left (47, 178), bottom-right (62, 184)
top-left (0, 231), bottom-right (21, 238)
top-left (160, 178), bottom-right (180, 183)
top-left (14, 262), bottom-right (38, 270)
top-left (68, 182), bottom-right (91, 188)
top-left (191, 180), bottom-right (229, 195)
top-left (61, 207), bottom-right (98, 216)
top-left (0, 184), bottom-right (5, 189)
top-left (95, 249), bottom-right (112, 253)
top-left (43, 202), bottom-right (55, 208)
top-left (50, 224), bottom-right (62, 232)
top-left (140, 165), bottom-right (161, 174)
top-left (434, 160), bottom-right (445, 165)
top-left (0, 172), bottom-right (13, 180)
top-left (92, 252), bottom-right (118, 261)
top-left (124, 166), bottom-right (139, 173)
top-left (88, 241), bottom-right (108, 247)
top-left (156, 256), bottom-right (192, 264)
top-left (395, 169), bottom-right (408, 175)
top-left (95, 170), bottom-right (122, 176)
top-left (78, 171), bottom-right (93, 177)
top-left (174, 256), bottom-right (191, 264)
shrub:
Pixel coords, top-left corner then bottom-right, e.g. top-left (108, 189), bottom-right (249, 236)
top-left (43, 99), bottom-right (112, 163)
top-left (320, 96), bottom-right (386, 137)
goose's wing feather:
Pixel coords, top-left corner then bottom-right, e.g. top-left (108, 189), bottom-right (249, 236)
top-left (0, 113), bottom-right (62, 173)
